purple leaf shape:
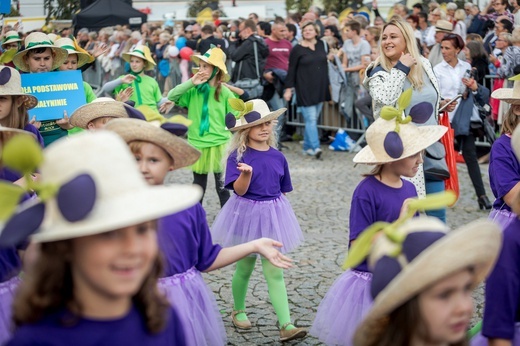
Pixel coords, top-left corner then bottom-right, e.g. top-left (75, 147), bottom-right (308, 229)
top-left (0, 202), bottom-right (45, 247)
top-left (0, 68), bottom-right (12, 86)
top-left (225, 112), bottom-right (236, 129)
top-left (124, 100), bottom-right (136, 107)
top-left (125, 106), bottom-right (146, 121)
top-left (244, 111), bottom-right (261, 123)
top-left (161, 123), bottom-right (188, 137)
top-left (409, 102), bottom-right (433, 124)
top-left (384, 131), bottom-right (404, 158)
top-left (57, 174), bottom-right (96, 222)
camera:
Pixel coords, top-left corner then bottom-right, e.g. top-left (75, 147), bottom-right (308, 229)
top-left (223, 31), bottom-right (237, 39)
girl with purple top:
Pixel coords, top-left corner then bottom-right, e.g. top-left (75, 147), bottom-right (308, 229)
top-left (310, 94), bottom-right (447, 345)
top-left (2, 131), bottom-right (200, 345)
top-left (487, 75), bottom-right (520, 230)
top-left (104, 117), bottom-right (292, 346)
top-left (211, 99), bottom-right (307, 342)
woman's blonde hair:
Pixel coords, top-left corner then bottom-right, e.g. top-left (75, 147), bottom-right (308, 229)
top-left (0, 95), bottom-right (28, 130)
top-left (501, 105), bottom-right (520, 135)
top-left (376, 18), bottom-right (424, 90)
top-left (454, 9), bottom-right (466, 21)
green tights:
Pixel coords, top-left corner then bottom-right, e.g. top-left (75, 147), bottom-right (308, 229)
top-left (232, 257), bottom-right (295, 330)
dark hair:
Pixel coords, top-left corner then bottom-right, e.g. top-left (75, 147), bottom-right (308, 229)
top-left (406, 14), bottom-right (419, 26)
top-left (412, 3), bottom-right (423, 10)
top-left (201, 24), bottom-right (214, 35)
top-left (442, 33), bottom-right (465, 50)
top-left (499, 18), bottom-right (514, 33)
top-left (286, 23), bottom-right (297, 36)
top-left (466, 41), bottom-right (488, 62)
top-left (417, 12), bottom-right (428, 21)
top-left (248, 12), bottom-right (259, 20)
top-left (26, 47), bottom-right (52, 56)
top-left (257, 21), bottom-right (271, 36)
top-left (344, 20), bottom-right (361, 35)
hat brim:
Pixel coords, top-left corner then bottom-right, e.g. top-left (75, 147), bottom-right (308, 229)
top-left (2, 38), bottom-right (21, 46)
top-left (353, 219), bottom-right (502, 346)
top-left (228, 108), bottom-right (286, 131)
top-left (435, 28), bottom-right (452, 33)
top-left (31, 184), bottom-right (202, 242)
top-left (353, 125), bottom-right (448, 164)
top-left (122, 52), bottom-right (156, 71)
top-left (191, 54), bottom-right (229, 77)
top-left (491, 88), bottom-right (520, 105)
top-left (63, 50), bottom-right (92, 69)
top-left (70, 101), bottom-right (131, 129)
top-left (13, 46), bottom-right (69, 72)
top-left (104, 118), bottom-right (201, 170)
top-left (1, 93), bottom-right (38, 110)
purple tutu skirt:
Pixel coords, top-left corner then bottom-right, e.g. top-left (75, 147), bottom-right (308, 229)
top-left (310, 270), bottom-right (373, 346)
top-left (0, 276), bottom-right (21, 345)
top-left (158, 267), bottom-right (226, 346)
top-left (489, 208), bottom-right (517, 231)
top-left (211, 194), bottom-right (304, 254)
top-left (471, 323), bottom-right (520, 345)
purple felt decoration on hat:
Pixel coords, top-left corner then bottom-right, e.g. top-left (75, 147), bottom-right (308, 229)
top-left (409, 102), bottom-right (433, 124)
top-left (0, 68), bottom-right (11, 85)
top-left (125, 106), bottom-right (146, 121)
top-left (244, 111), bottom-right (261, 123)
top-left (0, 202), bottom-right (45, 246)
top-left (225, 112), bottom-right (236, 129)
top-left (161, 122), bottom-right (188, 137)
top-left (57, 174), bottom-right (96, 222)
top-left (370, 255), bottom-right (401, 299)
top-left (402, 231), bottom-right (445, 262)
top-left (125, 100), bottom-right (136, 107)
top-left (383, 131), bottom-right (404, 158)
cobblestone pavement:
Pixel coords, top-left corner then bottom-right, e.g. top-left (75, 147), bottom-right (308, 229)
top-left (167, 141), bottom-right (492, 345)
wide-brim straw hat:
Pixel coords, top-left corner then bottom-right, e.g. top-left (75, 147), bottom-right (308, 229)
top-left (191, 46), bottom-right (229, 78)
top-left (122, 45), bottom-right (156, 71)
top-left (353, 116), bottom-right (447, 164)
top-left (353, 217), bottom-right (502, 346)
top-left (2, 31), bottom-right (22, 47)
top-left (13, 32), bottom-right (68, 72)
top-left (104, 118), bottom-right (201, 170)
top-left (70, 98), bottom-right (136, 129)
top-left (54, 37), bottom-right (91, 69)
top-left (0, 66), bottom-right (38, 109)
top-left (16, 131), bottom-right (202, 243)
top-left (491, 74), bottom-right (520, 105)
top-left (435, 19), bottom-right (453, 32)
top-left (225, 99), bottom-right (286, 131)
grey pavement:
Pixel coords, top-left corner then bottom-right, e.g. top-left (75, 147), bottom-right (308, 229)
top-left (166, 141), bottom-right (492, 345)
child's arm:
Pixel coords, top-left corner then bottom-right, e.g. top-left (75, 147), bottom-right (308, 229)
top-left (233, 163), bottom-right (253, 196)
top-left (222, 82), bottom-right (250, 101)
top-left (204, 238), bottom-right (293, 272)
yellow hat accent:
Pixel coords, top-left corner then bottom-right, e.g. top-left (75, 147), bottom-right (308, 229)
top-left (191, 46), bottom-right (229, 80)
top-left (122, 45), bottom-right (156, 71)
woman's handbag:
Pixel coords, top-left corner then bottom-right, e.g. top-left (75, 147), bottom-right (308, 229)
top-left (234, 41), bottom-right (263, 100)
top-left (439, 112), bottom-right (460, 205)
top-left (423, 142), bottom-right (450, 180)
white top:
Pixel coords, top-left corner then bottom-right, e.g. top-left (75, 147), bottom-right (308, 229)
top-left (515, 11), bottom-right (520, 27)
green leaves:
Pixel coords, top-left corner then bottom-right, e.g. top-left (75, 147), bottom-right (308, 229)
top-left (397, 88), bottom-right (412, 111)
top-left (228, 99), bottom-right (253, 119)
top-left (509, 74), bottom-right (520, 81)
top-left (0, 48), bottom-right (17, 64)
top-left (380, 106), bottom-right (401, 121)
top-left (0, 182), bottom-right (25, 221)
top-left (2, 135), bottom-right (43, 175)
top-left (343, 222), bottom-right (389, 269)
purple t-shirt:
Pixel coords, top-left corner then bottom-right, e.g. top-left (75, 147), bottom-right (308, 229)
top-left (225, 147), bottom-right (292, 201)
top-left (482, 216), bottom-right (520, 340)
top-left (158, 204), bottom-right (222, 276)
top-left (349, 176), bottom-right (418, 272)
top-left (489, 134), bottom-right (520, 212)
top-left (6, 305), bottom-right (186, 345)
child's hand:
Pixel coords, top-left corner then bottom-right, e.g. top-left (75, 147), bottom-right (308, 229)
top-left (29, 116), bottom-right (41, 129)
top-left (399, 198), bottom-right (414, 218)
top-left (56, 111), bottom-right (74, 130)
top-left (254, 238), bottom-right (293, 269)
top-left (121, 74), bottom-right (137, 84)
top-left (191, 70), bottom-right (209, 85)
top-left (116, 87), bottom-right (133, 102)
top-left (159, 100), bottom-right (174, 113)
top-left (237, 163), bottom-right (252, 174)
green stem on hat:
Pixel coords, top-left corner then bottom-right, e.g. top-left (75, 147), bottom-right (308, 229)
top-left (467, 320), bottom-right (482, 338)
top-left (196, 66), bottom-right (218, 136)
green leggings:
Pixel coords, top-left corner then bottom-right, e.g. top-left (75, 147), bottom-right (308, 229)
top-left (232, 257), bottom-right (293, 328)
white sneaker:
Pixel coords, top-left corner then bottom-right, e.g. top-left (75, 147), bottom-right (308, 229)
top-left (303, 148), bottom-right (315, 156)
top-left (314, 147), bottom-right (322, 159)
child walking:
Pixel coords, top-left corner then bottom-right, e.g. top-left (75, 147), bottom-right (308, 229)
top-left (211, 99), bottom-right (306, 342)
top-left (2, 131), bottom-right (201, 345)
top-left (310, 97), bottom-right (447, 346)
top-left (104, 117), bottom-right (292, 346)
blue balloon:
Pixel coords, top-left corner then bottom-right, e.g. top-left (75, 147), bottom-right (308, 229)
top-left (175, 37), bottom-right (187, 49)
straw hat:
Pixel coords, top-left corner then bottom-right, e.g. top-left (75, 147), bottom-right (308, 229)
top-left (54, 37), bottom-right (91, 68)
top-left (225, 99), bottom-right (286, 131)
top-left (0, 131), bottom-right (202, 243)
top-left (353, 101), bottom-right (447, 164)
top-left (13, 32), bottom-right (68, 72)
top-left (191, 45), bottom-right (228, 77)
top-left (70, 97), bottom-right (145, 129)
top-left (122, 45), bottom-right (156, 71)
top-left (353, 217), bottom-right (501, 346)
top-left (1, 31), bottom-right (22, 47)
top-left (0, 66), bottom-right (38, 109)
top-left (104, 118), bottom-right (201, 170)
top-left (47, 33), bottom-right (58, 43)
top-left (435, 19), bottom-right (453, 32)
top-left (491, 74), bottom-right (520, 105)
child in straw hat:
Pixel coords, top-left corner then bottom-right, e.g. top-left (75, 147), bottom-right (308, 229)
top-left (210, 99), bottom-right (306, 342)
top-left (1, 131), bottom-right (201, 345)
top-left (167, 45), bottom-right (244, 207)
top-left (12, 32), bottom-right (70, 146)
top-left (1, 31), bottom-right (23, 69)
top-left (311, 92), bottom-right (448, 346)
top-left (346, 197), bottom-right (501, 346)
top-left (485, 74), bottom-right (520, 231)
top-left (104, 117), bottom-right (291, 346)
top-left (471, 123), bottom-right (520, 346)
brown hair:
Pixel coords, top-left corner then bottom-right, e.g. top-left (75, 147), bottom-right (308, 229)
top-left (362, 165), bottom-right (384, 177)
top-left (12, 235), bottom-right (170, 333)
top-left (128, 140), bottom-right (174, 165)
top-left (367, 26), bottom-right (381, 42)
top-left (0, 96), bottom-right (28, 130)
top-left (344, 20), bottom-right (361, 35)
top-left (501, 106), bottom-right (520, 135)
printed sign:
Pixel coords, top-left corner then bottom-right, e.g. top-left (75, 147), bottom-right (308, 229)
top-left (21, 70), bottom-right (86, 122)
top-left (0, 0), bottom-right (10, 15)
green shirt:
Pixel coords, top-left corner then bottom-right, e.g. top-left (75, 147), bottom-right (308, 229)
top-left (114, 74), bottom-right (161, 112)
top-left (168, 80), bottom-right (238, 149)
top-left (68, 81), bottom-right (97, 135)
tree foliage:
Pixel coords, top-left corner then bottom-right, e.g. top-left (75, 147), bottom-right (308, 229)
top-left (187, 0), bottom-right (221, 18)
top-left (285, 0), bottom-right (313, 15)
top-left (43, 0), bottom-right (80, 21)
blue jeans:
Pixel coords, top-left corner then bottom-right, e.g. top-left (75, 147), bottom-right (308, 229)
top-left (300, 103), bottom-right (323, 151)
top-left (425, 179), bottom-right (446, 223)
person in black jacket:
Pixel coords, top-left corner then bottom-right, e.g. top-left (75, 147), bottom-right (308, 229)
top-left (229, 19), bottom-right (269, 83)
top-left (197, 24), bottom-right (227, 55)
